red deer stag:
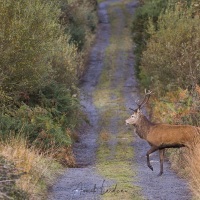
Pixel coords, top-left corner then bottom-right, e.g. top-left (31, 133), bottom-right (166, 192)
top-left (125, 90), bottom-right (200, 176)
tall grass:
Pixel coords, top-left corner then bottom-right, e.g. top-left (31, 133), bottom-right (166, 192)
top-left (0, 135), bottom-right (62, 199)
top-left (185, 142), bottom-right (200, 199)
top-left (167, 139), bottom-right (200, 199)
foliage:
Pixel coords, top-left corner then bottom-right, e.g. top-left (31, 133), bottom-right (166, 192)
top-left (140, 3), bottom-right (200, 92)
top-left (131, 0), bottom-right (197, 77)
top-left (131, 0), bottom-right (169, 75)
top-left (60, 0), bottom-right (98, 51)
top-left (0, 0), bottom-right (97, 149)
top-left (0, 83), bottom-right (80, 149)
top-left (151, 86), bottom-right (200, 126)
top-left (133, 0), bottom-right (200, 125)
top-left (51, 36), bottom-right (81, 89)
top-left (0, 0), bottom-right (97, 198)
top-left (0, 0), bottom-right (59, 93)
top-left (134, 1), bottom-right (200, 198)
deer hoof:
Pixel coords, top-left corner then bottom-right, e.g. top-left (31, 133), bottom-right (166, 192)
top-left (148, 165), bottom-right (153, 171)
top-left (157, 172), bottom-right (163, 176)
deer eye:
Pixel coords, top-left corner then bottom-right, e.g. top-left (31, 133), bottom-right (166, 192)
top-left (131, 115), bottom-right (134, 118)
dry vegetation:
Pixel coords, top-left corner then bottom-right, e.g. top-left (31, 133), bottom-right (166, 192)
top-left (184, 141), bottom-right (200, 199)
top-left (132, 0), bottom-right (200, 198)
top-left (0, 136), bottom-right (62, 199)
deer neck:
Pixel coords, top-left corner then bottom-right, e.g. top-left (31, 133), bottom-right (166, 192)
top-left (135, 115), bottom-right (153, 139)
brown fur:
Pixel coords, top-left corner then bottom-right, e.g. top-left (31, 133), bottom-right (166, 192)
top-left (126, 112), bottom-right (200, 176)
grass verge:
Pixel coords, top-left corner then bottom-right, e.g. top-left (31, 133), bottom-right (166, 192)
top-left (0, 135), bottom-right (63, 199)
top-left (168, 140), bottom-right (200, 199)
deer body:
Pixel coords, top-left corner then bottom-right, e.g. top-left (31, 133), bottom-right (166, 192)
top-left (134, 114), bottom-right (199, 146)
top-left (126, 90), bottom-right (200, 176)
top-left (148, 124), bottom-right (199, 147)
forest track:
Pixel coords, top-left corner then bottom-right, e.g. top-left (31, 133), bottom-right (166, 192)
top-left (48, 0), bottom-right (192, 199)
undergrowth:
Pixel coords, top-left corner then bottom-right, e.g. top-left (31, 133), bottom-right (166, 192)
top-left (0, 156), bottom-right (28, 199)
top-left (0, 136), bottom-right (62, 199)
top-left (0, 0), bottom-right (98, 198)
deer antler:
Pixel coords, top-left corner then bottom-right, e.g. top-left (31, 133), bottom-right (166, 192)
top-left (137, 89), bottom-right (152, 109)
top-left (129, 89), bottom-right (152, 111)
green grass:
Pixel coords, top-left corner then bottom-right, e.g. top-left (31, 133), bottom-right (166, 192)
top-left (93, 1), bottom-right (143, 199)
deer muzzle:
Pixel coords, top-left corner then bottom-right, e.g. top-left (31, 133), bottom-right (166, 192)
top-left (125, 119), bottom-right (130, 125)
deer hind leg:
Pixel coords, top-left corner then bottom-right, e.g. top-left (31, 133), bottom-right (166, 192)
top-left (146, 146), bottom-right (158, 171)
top-left (158, 149), bottom-right (165, 176)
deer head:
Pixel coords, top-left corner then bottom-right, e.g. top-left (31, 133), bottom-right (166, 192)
top-left (126, 89), bottom-right (152, 125)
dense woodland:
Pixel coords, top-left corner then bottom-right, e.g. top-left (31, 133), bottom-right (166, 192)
top-left (132, 0), bottom-right (200, 198)
top-left (0, 0), bottom-right (98, 199)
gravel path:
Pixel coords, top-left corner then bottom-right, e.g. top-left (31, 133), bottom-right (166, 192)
top-left (48, 2), bottom-right (113, 200)
top-left (124, 60), bottom-right (192, 200)
top-left (48, 0), bottom-right (192, 199)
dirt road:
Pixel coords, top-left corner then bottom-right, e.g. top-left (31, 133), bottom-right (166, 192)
top-left (48, 0), bottom-right (192, 199)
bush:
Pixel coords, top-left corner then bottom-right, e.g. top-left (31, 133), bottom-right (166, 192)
top-left (139, 2), bottom-right (200, 93)
top-left (0, 0), bottom-right (97, 198)
top-left (0, 83), bottom-right (80, 149)
top-left (60, 0), bottom-right (98, 51)
top-left (1, 0), bottom-right (86, 95)
top-left (0, 0), bottom-right (96, 147)
top-left (0, 0), bottom-right (59, 93)
top-left (51, 34), bottom-right (82, 86)
top-left (131, 0), bottom-right (169, 75)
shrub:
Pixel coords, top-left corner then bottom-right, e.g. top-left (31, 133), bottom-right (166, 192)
top-left (0, 0), bottom-right (59, 93)
top-left (0, 0), bottom-right (85, 97)
top-left (0, 0), bottom-right (92, 149)
top-left (131, 0), bottom-right (169, 75)
top-left (51, 34), bottom-right (82, 86)
top-left (0, 83), bottom-right (80, 150)
top-left (60, 0), bottom-right (98, 51)
top-left (140, 3), bottom-right (200, 93)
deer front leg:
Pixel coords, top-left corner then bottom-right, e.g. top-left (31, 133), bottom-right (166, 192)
top-left (158, 149), bottom-right (165, 176)
top-left (146, 146), bottom-right (158, 171)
